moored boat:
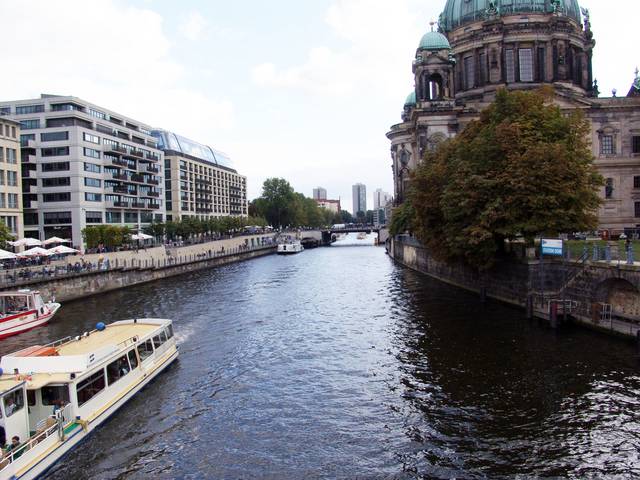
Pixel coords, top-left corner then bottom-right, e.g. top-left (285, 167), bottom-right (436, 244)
top-left (0, 290), bottom-right (61, 340)
top-left (0, 318), bottom-right (178, 479)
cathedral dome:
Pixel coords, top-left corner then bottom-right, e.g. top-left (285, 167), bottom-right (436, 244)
top-left (404, 91), bottom-right (417, 107)
top-left (418, 31), bottom-right (451, 51)
top-left (439, 0), bottom-right (582, 32)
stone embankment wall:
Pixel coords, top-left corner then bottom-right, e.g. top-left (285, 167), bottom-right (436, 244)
top-left (1, 234), bottom-right (276, 302)
top-left (389, 235), bottom-right (640, 339)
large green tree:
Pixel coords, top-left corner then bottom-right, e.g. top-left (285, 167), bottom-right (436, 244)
top-left (409, 88), bottom-right (603, 270)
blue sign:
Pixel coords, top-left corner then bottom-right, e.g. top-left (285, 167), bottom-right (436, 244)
top-left (541, 239), bottom-right (563, 256)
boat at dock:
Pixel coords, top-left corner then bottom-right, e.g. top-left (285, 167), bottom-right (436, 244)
top-left (0, 290), bottom-right (60, 340)
top-left (0, 318), bottom-right (178, 479)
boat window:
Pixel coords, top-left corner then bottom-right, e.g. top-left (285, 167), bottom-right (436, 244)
top-left (166, 324), bottom-right (174, 339)
top-left (42, 385), bottom-right (70, 406)
top-left (3, 389), bottom-right (25, 417)
top-left (152, 331), bottom-right (167, 349)
top-left (77, 369), bottom-right (106, 406)
top-left (127, 349), bottom-right (139, 370)
top-left (137, 339), bottom-right (154, 361)
top-left (27, 390), bottom-right (36, 407)
top-left (106, 355), bottom-right (131, 386)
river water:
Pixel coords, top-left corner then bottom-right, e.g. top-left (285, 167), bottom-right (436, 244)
top-left (2, 237), bottom-right (640, 479)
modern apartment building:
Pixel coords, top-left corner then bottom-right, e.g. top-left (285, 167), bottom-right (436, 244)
top-left (0, 95), bottom-right (165, 247)
top-left (152, 130), bottom-right (247, 221)
top-left (313, 187), bottom-right (327, 201)
top-left (373, 188), bottom-right (392, 210)
top-left (352, 183), bottom-right (367, 217)
top-left (0, 116), bottom-right (23, 239)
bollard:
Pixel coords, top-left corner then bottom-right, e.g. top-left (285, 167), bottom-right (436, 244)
top-left (550, 301), bottom-right (558, 329)
top-left (526, 295), bottom-right (534, 319)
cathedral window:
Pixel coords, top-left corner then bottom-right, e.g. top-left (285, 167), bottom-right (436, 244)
top-left (505, 49), bottom-right (515, 83)
top-left (479, 53), bottom-right (487, 85)
top-left (600, 135), bottom-right (615, 155)
top-left (519, 49), bottom-right (534, 82)
top-left (605, 178), bottom-right (614, 199)
top-left (635, 202), bottom-right (640, 218)
top-left (537, 47), bottom-right (546, 81)
top-left (632, 136), bottom-right (640, 154)
top-left (634, 176), bottom-right (640, 189)
top-left (464, 56), bottom-right (475, 89)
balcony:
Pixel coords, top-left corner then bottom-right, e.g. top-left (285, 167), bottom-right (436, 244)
top-left (106, 185), bottom-right (132, 194)
top-left (144, 191), bottom-right (160, 198)
top-left (146, 153), bottom-right (159, 161)
top-left (112, 173), bottom-right (129, 181)
top-left (146, 178), bottom-right (159, 186)
top-left (131, 173), bottom-right (145, 183)
top-left (131, 150), bottom-right (144, 158)
top-left (146, 165), bottom-right (160, 174)
top-left (110, 158), bottom-right (130, 168)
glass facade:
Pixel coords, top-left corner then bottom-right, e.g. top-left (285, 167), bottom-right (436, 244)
top-left (151, 130), bottom-right (235, 170)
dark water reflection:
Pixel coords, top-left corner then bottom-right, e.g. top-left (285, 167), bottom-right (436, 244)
top-left (1, 247), bottom-right (639, 479)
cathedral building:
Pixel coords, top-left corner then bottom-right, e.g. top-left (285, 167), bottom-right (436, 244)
top-left (388, 0), bottom-right (640, 235)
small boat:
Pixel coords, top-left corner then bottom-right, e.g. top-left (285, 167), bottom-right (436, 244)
top-left (0, 290), bottom-right (61, 339)
top-left (277, 241), bottom-right (304, 255)
top-left (0, 318), bottom-right (178, 479)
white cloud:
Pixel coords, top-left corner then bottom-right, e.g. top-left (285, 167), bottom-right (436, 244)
top-left (251, 0), bottom-right (434, 99)
top-left (0, 0), bottom-right (233, 141)
top-left (179, 11), bottom-right (207, 42)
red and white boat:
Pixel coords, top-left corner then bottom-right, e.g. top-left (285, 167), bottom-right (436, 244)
top-left (0, 290), bottom-right (61, 339)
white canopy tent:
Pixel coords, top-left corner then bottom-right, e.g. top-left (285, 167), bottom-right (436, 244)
top-left (42, 237), bottom-right (71, 245)
top-left (9, 238), bottom-right (42, 248)
top-left (18, 247), bottom-right (54, 257)
top-left (0, 249), bottom-right (17, 260)
top-left (48, 245), bottom-right (79, 255)
top-left (131, 233), bottom-right (153, 241)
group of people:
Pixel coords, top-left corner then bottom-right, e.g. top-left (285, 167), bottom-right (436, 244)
top-left (0, 427), bottom-right (22, 463)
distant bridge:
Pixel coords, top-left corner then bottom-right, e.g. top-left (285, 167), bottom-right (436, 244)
top-left (323, 226), bottom-right (380, 235)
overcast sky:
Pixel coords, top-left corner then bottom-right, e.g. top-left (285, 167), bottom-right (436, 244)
top-left (1, 0), bottom-right (638, 213)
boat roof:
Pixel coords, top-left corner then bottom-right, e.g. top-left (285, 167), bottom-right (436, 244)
top-left (0, 290), bottom-right (37, 297)
top-left (0, 319), bottom-right (171, 380)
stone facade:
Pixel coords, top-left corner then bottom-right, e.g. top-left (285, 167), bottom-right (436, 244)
top-left (0, 116), bottom-right (23, 239)
top-left (387, 0), bottom-right (640, 234)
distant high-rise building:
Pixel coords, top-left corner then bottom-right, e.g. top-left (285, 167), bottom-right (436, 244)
top-left (352, 183), bottom-right (366, 216)
top-left (313, 187), bottom-right (327, 200)
top-left (373, 189), bottom-right (392, 210)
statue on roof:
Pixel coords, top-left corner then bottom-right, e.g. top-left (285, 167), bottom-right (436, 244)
top-left (581, 7), bottom-right (591, 31)
top-left (627, 68), bottom-right (640, 97)
top-left (485, 1), bottom-right (500, 19)
top-left (550, 0), bottom-right (561, 14)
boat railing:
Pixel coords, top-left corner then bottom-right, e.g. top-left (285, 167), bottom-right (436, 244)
top-left (0, 403), bottom-right (75, 470)
top-left (43, 336), bottom-right (73, 349)
top-left (116, 335), bottom-right (140, 350)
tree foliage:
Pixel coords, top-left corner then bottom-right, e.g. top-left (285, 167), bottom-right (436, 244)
top-left (82, 225), bottom-right (132, 249)
top-left (251, 178), bottom-right (334, 228)
top-left (409, 88), bottom-right (603, 270)
top-left (0, 220), bottom-right (14, 247)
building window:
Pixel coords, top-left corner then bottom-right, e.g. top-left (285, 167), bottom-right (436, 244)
top-left (633, 136), bottom-right (640, 154)
top-left (0, 170), bottom-right (4, 185)
top-left (41, 131), bottom-right (69, 142)
top-left (42, 177), bottom-right (71, 187)
top-left (605, 178), bottom-right (614, 199)
top-left (7, 194), bottom-right (18, 209)
top-left (89, 108), bottom-right (106, 120)
top-left (519, 48), bottom-right (533, 82)
top-left (0, 194), bottom-right (5, 208)
top-left (635, 176), bottom-right (640, 189)
top-left (6, 171), bottom-right (17, 186)
top-left (537, 47), bottom-right (546, 81)
top-left (85, 192), bottom-right (102, 202)
top-left (124, 212), bottom-right (138, 223)
top-left (20, 134), bottom-right (35, 147)
top-left (85, 211), bottom-right (103, 224)
top-left (464, 56), bottom-right (475, 89)
top-left (41, 162), bottom-right (70, 172)
top-left (479, 52), bottom-right (487, 85)
top-left (636, 202), bottom-right (640, 218)
top-left (24, 212), bottom-right (38, 226)
top-left (105, 211), bottom-right (121, 223)
top-left (84, 177), bottom-right (101, 188)
top-left (84, 162), bottom-right (101, 173)
top-left (601, 135), bottom-right (615, 155)
top-left (43, 192), bottom-right (71, 202)
top-left (6, 149), bottom-right (17, 164)
top-left (0, 148), bottom-right (3, 162)
top-left (1, 216), bottom-right (17, 233)
top-left (41, 146), bottom-right (69, 157)
top-left (15, 104), bottom-right (44, 114)
top-left (505, 49), bottom-right (515, 83)
top-left (20, 119), bottom-right (40, 130)
top-left (43, 211), bottom-right (72, 224)
top-left (84, 147), bottom-right (100, 159)
top-left (83, 133), bottom-right (100, 144)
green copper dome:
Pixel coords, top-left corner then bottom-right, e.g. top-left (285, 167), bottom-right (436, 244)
top-left (404, 91), bottom-right (417, 107)
top-left (439, 0), bottom-right (582, 32)
top-left (418, 31), bottom-right (451, 51)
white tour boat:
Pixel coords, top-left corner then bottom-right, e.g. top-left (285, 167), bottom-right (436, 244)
top-left (277, 241), bottom-right (304, 255)
top-left (0, 291), bottom-right (61, 340)
top-left (0, 318), bottom-right (178, 479)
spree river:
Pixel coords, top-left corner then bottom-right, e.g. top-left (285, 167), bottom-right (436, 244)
top-left (2, 238), bottom-right (640, 479)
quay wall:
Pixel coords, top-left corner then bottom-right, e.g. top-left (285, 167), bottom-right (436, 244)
top-left (389, 236), bottom-right (640, 339)
top-left (1, 245), bottom-right (275, 303)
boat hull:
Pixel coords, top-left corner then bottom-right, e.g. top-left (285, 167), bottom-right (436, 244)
top-left (0, 303), bottom-right (61, 340)
top-left (10, 347), bottom-right (178, 480)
